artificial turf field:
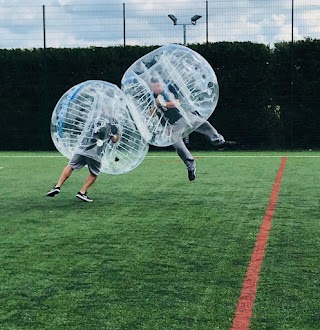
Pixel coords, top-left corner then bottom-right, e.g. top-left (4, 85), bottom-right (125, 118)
top-left (0, 151), bottom-right (319, 330)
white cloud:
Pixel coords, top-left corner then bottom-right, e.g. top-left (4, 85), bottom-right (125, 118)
top-left (296, 9), bottom-right (320, 39)
top-left (295, 0), bottom-right (320, 7)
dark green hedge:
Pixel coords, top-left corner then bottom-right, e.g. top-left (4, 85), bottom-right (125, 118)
top-left (0, 39), bottom-right (319, 150)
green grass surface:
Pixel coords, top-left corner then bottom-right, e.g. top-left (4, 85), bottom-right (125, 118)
top-left (0, 151), bottom-right (319, 330)
top-left (250, 157), bottom-right (320, 330)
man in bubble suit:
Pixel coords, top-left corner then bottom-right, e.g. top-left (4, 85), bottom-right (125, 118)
top-left (150, 77), bottom-right (236, 181)
top-left (47, 115), bottom-right (120, 202)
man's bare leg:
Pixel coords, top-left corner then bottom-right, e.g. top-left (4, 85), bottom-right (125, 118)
top-left (79, 173), bottom-right (97, 194)
top-left (75, 173), bottom-right (97, 202)
top-left (56, 165), bottom-right (74, 188)
top-left (47, 164), bottom-right (74, 197)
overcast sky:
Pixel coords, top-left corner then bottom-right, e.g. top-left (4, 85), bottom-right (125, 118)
top-left (0, 0), bottom-right (319, 49)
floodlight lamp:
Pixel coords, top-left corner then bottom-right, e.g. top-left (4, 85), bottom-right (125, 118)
top-left (168, 14), bottom-right (177, 25)
top-left (191, 15), bottom-right (202, 25)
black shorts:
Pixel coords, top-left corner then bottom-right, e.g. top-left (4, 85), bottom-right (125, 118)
top-left (69, 154), bottom-right (101, 176)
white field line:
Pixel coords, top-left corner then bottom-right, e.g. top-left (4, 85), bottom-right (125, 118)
top-left (0, 155), bottom-right (320, 158)
top-left (147, 155), bottom-right (320, 158)
top-left (0, 155), bottom-right (65, 158)
top-left (0, 167), bottom-right (3, 169)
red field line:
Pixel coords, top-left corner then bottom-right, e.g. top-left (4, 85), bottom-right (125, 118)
top-left (230, 157), bottom-right (287, 330)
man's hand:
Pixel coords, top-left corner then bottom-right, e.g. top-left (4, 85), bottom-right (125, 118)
top-left (111, 134), bottom-right (120, 143)
top-left (166, 99), bottom-right (180, 108)
top-left (156, 95), bottom-right (167, 107)
top-left (156, 95), bottom-right (180, 109)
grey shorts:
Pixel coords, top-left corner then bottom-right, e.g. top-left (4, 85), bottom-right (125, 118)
top-left (69, 154), bottom-right (101, 176)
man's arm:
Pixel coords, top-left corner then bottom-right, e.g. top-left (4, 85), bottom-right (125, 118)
top-left (111, 134), bottom-right (120, 143)
top-left (110, 124), bottom-right (120, 143)
top-left (155, 94), bottom-right (180, 108)
top-left (163, 84), bottom-right (180, 108)
top-left (164, 99), bottom-right (180, 108)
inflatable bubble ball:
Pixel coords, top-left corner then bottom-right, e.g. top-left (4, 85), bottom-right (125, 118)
top-left (50, 80), bottom-right (149, 175)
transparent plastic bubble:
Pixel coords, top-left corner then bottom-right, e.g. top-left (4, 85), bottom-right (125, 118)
top-left (50, 80), bottom-right (149, 175)
top-left (121, 44), bottom-right (219, 147)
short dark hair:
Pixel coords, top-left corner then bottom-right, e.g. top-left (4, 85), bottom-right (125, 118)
top-left (150, 76), bottom-right (160, 84)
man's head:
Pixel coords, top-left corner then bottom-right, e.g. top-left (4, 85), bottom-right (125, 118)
top-left (150, 77), bottom-right (163, 95)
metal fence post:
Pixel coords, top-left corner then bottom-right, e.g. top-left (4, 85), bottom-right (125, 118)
top-left (123, 3), bottom-right (126, 47)
top-left (42, 5), bottom-right (49, 148)
top-left (206, 0), bottom-right (209, 46)
top-left (43, 5), bottom-right (46, 51)
top-left (42, 4), bottom-right (48, 100)
top-left (290, 0), bottom-right (294, 148)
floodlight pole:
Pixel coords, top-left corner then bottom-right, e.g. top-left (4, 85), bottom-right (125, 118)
top-left (168, 14), bottom-right (202, 46)
top-left (173, 23), bottom-right (192, 46)
top-left (168, 14), bottom-right (202, 144)
top-left (183, 24), bottom-right (187, 46)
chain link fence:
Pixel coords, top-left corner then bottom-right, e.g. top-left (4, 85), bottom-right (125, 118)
top-left (0, 1), bottom-right (319, 150)
top-left (0, 1), bottom-right (319, 49)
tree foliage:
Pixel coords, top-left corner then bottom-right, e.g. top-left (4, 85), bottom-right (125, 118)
top-left (0, 39), bottom-right (319, 150)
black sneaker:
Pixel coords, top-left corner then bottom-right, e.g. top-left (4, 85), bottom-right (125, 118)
top-left (217, 140), bottom-right (237, 151)
top-left (188, 168), bottom-right (196, 181)
top-left (76, 192), bottom-right (93, 203)
top-left (47, 186), bottom-right (60, 197)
